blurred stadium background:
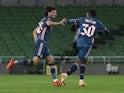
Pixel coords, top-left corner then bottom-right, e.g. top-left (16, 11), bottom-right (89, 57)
top-left (0, 0), bottom-right (124, 75)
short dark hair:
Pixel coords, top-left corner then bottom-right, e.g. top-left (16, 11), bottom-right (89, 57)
top-left (88, 9), bottom-right (96, 17)
top-left (44, 6), bottom-right (56, 16)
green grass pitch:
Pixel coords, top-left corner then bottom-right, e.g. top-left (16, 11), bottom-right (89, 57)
top-left (0, 75), bottom-right (124, 93)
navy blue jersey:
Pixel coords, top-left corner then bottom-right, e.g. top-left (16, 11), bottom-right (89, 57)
top-left (68, 17), bottom-right (109, 48)
top-left (36, 16), bottom-right (52, 45)
top-left (33, 16), bottom-right (52, 58)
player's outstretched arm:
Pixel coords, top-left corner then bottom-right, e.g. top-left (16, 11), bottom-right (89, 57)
top-left (46, 18), bottom-right (67, 26)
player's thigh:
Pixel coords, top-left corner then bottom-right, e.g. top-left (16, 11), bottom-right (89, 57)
top-left (33, 42), bottom-right (46, 58)
top-left (77, 47), bottom-right (91, 61)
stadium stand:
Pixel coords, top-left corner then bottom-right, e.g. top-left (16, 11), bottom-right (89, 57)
top-left (0, 6), bottom-right (124, 59)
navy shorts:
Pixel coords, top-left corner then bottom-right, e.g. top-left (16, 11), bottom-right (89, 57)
top-left (33, 42), bottom-right (51, 59)
top-left (77, 47), bottom-right (92, 61)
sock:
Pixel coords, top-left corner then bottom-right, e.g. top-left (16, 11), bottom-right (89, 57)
top-left (66, 63), bottom-right (78, 75)
top-left (49, 64), bottom-right (57, 80)
top-left (14, 59), bottom-right (33, 65)
top-left (80, 64), bottom-right (86, 80)
top-left (53, 79), bottom-right (58, 82)
top-left (79, 79), bottom-right (83, 82)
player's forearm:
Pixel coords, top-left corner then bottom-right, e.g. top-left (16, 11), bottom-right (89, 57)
top-left (33, 28), bottom-right (37, 42)
top-left (51, 22), bottom-right (62, 26)
top-left (104, 29), bottom-right (111, 35)
top-left (46, 18), bottom-right (66, 26)
top-left (46, 21), bottom-right (63, 26)
top-left (101, 27), bottom-right (111, 35)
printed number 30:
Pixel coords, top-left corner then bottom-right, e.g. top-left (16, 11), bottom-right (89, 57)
top-left (81, 23), bottom-right (96, 37)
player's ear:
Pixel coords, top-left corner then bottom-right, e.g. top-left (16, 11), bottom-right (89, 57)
top-left (48, 12), bottom-right (50, 16)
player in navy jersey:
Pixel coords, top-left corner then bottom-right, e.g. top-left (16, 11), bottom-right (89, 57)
top-left (6, 6), bottom-right (66, 86)
top-left (61, 9), bottom-right (110, 86)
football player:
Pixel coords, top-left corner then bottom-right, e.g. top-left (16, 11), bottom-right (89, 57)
top-left (61, 9), bottom-right (110, 86)
top-left (6, 6), bottom-right (66, 86)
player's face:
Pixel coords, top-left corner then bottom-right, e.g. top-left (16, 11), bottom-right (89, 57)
top-left (48, 10), bottom-right (57, 18)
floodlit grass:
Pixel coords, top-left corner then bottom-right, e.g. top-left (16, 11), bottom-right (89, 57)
top-left (0, 75), bottom-right (124, 93)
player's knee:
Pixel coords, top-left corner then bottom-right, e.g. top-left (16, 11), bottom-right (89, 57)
top-left (82, 58), bottom-right (88, 64)
top-left (47, 57), bottom-right (55, 64)
top-left (33, 57), bottom-right (40, 66)
top-left (77, 57), bottom-right (87, 65)
top-left (48, 60), bottom-right (55, 64)
top-left (46, 55), bottom-right (55, 64)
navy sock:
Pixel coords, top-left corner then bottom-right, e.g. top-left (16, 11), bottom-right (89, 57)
top-left (49, 64), bottom-right (56, 80)
top-left (15, 59), bottom-right (33, 65)
top-left (66, 63), bottom-right (78, 75)
top-left (80, 64), bottom-right (86, 80)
